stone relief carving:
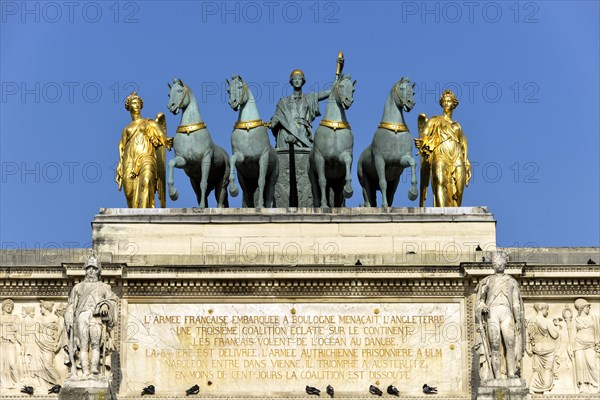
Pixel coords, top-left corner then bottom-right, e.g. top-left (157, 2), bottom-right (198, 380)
top-left (1, 299), bottom-right (22, 390)
top-left (525, 302), bottom-right (560, 393)
top-left (0, 299), bottom-right (69, 393)
top-left (522, 298), bottom-right (600, 395)
top-left (572, 298), bottom-right (600, 394)
top-left (30, 300), bottom-right (62, 389)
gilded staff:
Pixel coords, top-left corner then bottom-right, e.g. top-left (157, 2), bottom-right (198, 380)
top-left (336, 51), bottom-right (344, 78)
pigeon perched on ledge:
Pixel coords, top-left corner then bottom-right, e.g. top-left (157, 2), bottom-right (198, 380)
top-left (141, 385), bottom-right (155, 396)
top-left (326, 385), bottom-right (334, 398)
top-left (186, 384), bottom-right (200, 396)
top-left (369, 385), bottom-right (383, 396)
top-left (387, 385), bottom-right (400, 396)
top-left (306, 385), bottom-right (321, 396)
top-left (48, 384), bottom-right (61, 394)
top-left (423, 384), bottom-right (437, 394)
top-left (21, 386), bottom-right (34, 395)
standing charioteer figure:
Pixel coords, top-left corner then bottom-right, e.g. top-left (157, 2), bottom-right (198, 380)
top-left (270, 51), bottom-right (345, 150)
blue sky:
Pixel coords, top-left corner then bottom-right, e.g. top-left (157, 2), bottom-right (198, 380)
top-left (1, 1), bottom-right (599, 249)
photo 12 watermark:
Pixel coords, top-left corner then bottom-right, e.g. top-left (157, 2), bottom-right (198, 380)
top-left (416, 81), bottom-right (540, 104)
top-left (1, 1), bottom-right (140, 24)
top-left (200, 1), bottom-right (340, 24)
top-left (399, 1), bottom-right (540, 24)
top-left (1, 81), bottom-right (140, 104)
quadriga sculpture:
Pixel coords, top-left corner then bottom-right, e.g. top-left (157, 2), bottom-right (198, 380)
top-left (167, 78), bottom-right (230, 208)
top-left (226, 75), bottom-right (278, 208)
top-left (308, 73), bottom-right (356, 208)
top-left (357, 77), bottom-right (418, 207)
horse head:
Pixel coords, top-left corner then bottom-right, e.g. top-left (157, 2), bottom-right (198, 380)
top-left (226, 75), bottom-right (248, 112)
top-left (394, 77), bottom-right (416, 113)
top-left (167, 78), bottom-right (189, 115)
top-left (333, 73), bottom-right (356, 110)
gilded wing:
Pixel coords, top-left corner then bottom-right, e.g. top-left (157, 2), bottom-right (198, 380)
top-left (155, 113), bottom-right (167, 208)
top-left (417, 113), bottom-right (428, 139)
top-left (416, 113), bottom-right (430, 207)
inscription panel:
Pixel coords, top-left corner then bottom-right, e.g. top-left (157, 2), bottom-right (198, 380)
top-left (123, 302), bottom-right (464, 396)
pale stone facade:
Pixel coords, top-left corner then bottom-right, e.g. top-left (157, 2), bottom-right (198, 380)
top-left (0, 208), bottom-right (598, 399)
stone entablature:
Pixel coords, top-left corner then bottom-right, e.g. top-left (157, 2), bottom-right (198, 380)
top-left (1, 208), bottom-right (598, 399)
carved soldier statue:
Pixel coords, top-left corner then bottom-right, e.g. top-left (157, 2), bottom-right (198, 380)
top-left (64, 255), bottom-right (118, 379)
top-left (475, 251), bottom-right (526, 381)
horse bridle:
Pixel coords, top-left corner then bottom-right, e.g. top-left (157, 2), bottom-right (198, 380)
top-left (378, 81), bottom-right (410, 134)
top-left (230, 79), bottom-right (249, 106)
top-left (231, 80), bottom-right (267, 131)
top-left (393, 80), bottom-right (406, 108)
top-left (175, 83), bottom-right (190, 110)
top-left (332, 78), bottom-right (344, 105)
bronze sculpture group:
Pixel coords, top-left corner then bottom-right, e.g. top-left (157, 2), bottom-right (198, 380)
top-left (116, 52), bottom-right (471, 209)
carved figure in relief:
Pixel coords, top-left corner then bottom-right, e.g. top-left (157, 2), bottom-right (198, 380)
top-left (475, 251), bottom-right (525, 380)
top-left (53, 303), bottom-right (69, 370)
top-left (31, 300), bottom-right (61, 389)
top-left (525, 302), bottom-right (560, 393)
top-left (571, 298), bottom-right (600, 393)
top-left (1, 299), bottom-right (22, 389)
top-left (65, 255), bottom-right (118, 379)
top-left (21, 306), bottom-right (37, 383)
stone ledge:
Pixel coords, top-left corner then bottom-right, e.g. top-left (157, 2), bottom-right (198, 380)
top-left (95, 206), bottom-right (495, 224)
top-left (92, 207), bottom-right (497, 266)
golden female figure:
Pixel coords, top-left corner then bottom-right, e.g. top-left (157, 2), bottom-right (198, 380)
top-left (415, 90), bottom-right (471, 207)
top-left (116, 92), bottom-right (172, 208)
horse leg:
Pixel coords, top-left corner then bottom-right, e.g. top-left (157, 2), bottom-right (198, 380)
top-left (314, 150), bottom-right (328, 208)
top-left (197, 148), bottom-right (213, 208)
top-left (216, 155), bottom-right (230, 208)
top-left (215, 174), bottom-right (228, 208)
top-left (168, 156), bottom-right (186, 201)
top-left (333, 181), bottom-right (345, 207)
top-left (263, 156), bottom-right (278, 208)
top-left (403, 154), bottom-right (419, 201)
top-left (341, 151), bottom-right (353, 199)
top-left (373, 152), bottom-right (388, 207)
top-left (256, 149), bottom-right (269, 208)
top-left (228, 151), bottom-right (243, 197)
top-left (358, 160), bottom-right (371, 207)
top-left (386, 176), bottom-right (400, 207)
top-left (240, 175), bottom-right (256, 208)
top-left (189, 176), bottom-right (203, 207)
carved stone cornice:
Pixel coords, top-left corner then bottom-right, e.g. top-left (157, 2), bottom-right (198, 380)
top-left (1, 263), bottom-right (598, 298)
top-left (121, 277), bottom-right (470, 298)
top-left (63, 262), bottom-right (124, 277)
